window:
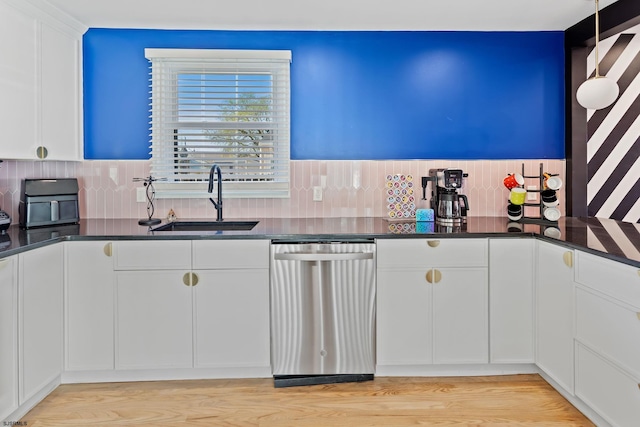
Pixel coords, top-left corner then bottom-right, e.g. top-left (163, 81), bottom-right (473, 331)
top-left (145, 49), bottom-right (291, 198)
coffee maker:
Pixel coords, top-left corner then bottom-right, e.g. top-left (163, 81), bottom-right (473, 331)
top-left (423, 168), bottom-right (470, 224)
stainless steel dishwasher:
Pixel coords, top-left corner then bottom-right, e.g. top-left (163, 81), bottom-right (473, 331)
top-left (270, 240), bottom-right (376, 387)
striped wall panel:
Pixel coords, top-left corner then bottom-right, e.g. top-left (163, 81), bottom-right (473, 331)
top-left (586, 217), bottom-right (640, 261)
top-left (586, 24), bottom-right (640, 223)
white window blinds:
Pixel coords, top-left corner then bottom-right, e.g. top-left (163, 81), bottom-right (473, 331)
top-left (145, 49), bottom-right (291, 198)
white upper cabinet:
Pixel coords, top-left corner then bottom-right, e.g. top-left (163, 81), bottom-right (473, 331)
top-left (39, 21), bottom-right (82, 160)
top-left (0, 0), bottom-right (37, 160)
top-left (0, 0), bottom-right (84, 161)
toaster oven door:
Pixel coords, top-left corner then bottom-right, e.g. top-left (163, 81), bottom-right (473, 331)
top-left (21, 195), bottom-right (79, 228)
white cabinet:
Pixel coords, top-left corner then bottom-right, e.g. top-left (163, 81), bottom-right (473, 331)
top-left (536, 240), bottom-right (574, 395)
top-left (0, 0), bottom-right (37, 160)
top-left (113, 239), bottom-right (270, 373)
top-left (116, 271), bottom-right (193, 369)
top-left (432, 267), bottom-right (488, 364)
top-left (18, 244), bottom-right (63, 404)
top-left (576, 344), bottom-right (640, 427)
top-left (114, 240), bottom-right (191, 271)
top-left (0, 0), bottom-right (82, 160)
top-left (575, 250), bottom-right (640, 308)
top-left (192, 240), bottom-right (270, 370)
top-left (65, 242), bottom-right (115, 371)
top-left (194, 270), bottom-right (270, 368)
top-left (377, 269), bottom-right (433, 365)
top-left (377, 238), bottom-right (487, 268)
top-left (0, 256), bottom-right (18, 420)
top-left (114, 240), bottom-right (192, 370)
top-left (39, 21), bottom-right (82, 160)
top-left (574, 251), bottom-right (640, 426)
top-left (489, 238), bottom-right (535, 363)
top-left (576, 287), bottom-right (640, 379)
top-left (377, 239), bottom-right (488, 366)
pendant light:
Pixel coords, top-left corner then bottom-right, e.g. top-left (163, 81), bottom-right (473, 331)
top-left (576, 0), bottom-right (619, 110)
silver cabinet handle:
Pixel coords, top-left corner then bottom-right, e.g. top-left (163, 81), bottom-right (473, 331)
top-left (274, 252), bottom-right (373, 261)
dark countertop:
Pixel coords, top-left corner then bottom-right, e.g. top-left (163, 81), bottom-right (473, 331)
top-left (0, 216), bottom-right (638, 267)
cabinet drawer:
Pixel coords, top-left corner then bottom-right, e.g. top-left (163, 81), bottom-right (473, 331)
top-left (113, 241), bottom-right (191, 270)
top-left (576, 344), bottom-right (640, 427)
top-left (193, 240), bottom-right (269, 269)
top-left (575, 251), bottom-right (640, 308)
top-left (576, 287), bottom-right (640, 377)
top-left (377, 238), bottom-right (487, 268)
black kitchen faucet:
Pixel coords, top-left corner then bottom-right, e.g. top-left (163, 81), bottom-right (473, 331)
top-left (208, 164), bottom-right (223, 221)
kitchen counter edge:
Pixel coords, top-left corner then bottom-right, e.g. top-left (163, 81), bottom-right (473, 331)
top-left (0, 216), bottom-right (638, 268)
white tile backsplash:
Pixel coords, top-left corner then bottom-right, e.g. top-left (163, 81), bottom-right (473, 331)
top-left (0, 159), bottom-right (565, 221)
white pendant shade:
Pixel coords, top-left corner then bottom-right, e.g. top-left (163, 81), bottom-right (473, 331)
top-left (576, 76), bottom-right (619, 110)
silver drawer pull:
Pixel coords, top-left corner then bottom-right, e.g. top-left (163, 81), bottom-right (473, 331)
top-left (274, 252), bottom-right (373, 261)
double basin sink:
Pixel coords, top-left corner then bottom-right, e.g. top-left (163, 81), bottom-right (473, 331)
top-left (152, 220), bottom-right (259, 232)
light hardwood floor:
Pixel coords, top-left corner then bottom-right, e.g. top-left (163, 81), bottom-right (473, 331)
top-left (21, 375), bottom-right (595, 426)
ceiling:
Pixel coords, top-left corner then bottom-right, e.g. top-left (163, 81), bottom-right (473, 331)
top-left (40, 0), bottom-right (622, 32)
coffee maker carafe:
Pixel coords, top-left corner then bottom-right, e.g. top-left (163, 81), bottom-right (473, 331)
top-left (425, 168), bottom-right (470, 224)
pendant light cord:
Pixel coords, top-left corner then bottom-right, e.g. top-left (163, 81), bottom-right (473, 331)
top-left (594, 0), bottom-right (601, 78)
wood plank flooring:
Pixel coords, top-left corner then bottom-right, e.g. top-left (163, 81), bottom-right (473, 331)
top-left (21, 375), bottom-right (595, 426)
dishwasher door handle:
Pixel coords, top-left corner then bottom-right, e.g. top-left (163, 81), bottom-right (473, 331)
top-left (274, 252), bottom-right (374, 261)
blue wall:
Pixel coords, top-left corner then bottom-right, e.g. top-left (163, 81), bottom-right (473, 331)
top-left (83, 29), bottom-right (565, 160)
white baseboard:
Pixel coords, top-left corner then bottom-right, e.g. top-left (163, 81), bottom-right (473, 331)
top-left (375, 363), bottom-right (538, 377)
top-left (537, 369), bottom-right (611, 427)
top-left (3, 375), bottom-right (60, 424)
top-left (61, 366), bottom-right (272, 384)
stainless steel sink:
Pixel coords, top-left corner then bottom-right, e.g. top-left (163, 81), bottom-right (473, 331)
top-left (151, 221), bottom-right (259, 232)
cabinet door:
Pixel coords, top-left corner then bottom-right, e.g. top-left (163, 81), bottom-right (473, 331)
top-left (116, 271), bottom-right (193, 369)
top-left (576, 344), bottom-right (640, 427)
top-left (377, 238), bottom-right (487, 269)
top-left (536, 241), bottom-right (574, 394)
top-left (113, 240), bottom-right (191, 271)
top-left (19, 244), bottom-right (63, 404)
top-left (575, 250), bottom-right (640, 308)
top-left (0, 256), bottom-right (18, 420)
top-left (489, 238), bottom-right (535, 363)
top-left (192, 240), bottom-right (269, 270)
top-left (194, 269), bottom-right (270, 368)
top-left (576, 287), bottom-right (640, 379)
top-left (65, 241), bottom-right (114, 371)
top-left (40, 21), bottom-right (82, 160)
top-left (433, 268), bottom-right (488, 364)
top-left (0, 0), bottom-right (37, 160)
top-left (377, 269), bottom-right (433, 365)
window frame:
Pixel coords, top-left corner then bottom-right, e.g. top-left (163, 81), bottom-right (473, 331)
top-left (145, 48), bottom-right (292, 199)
